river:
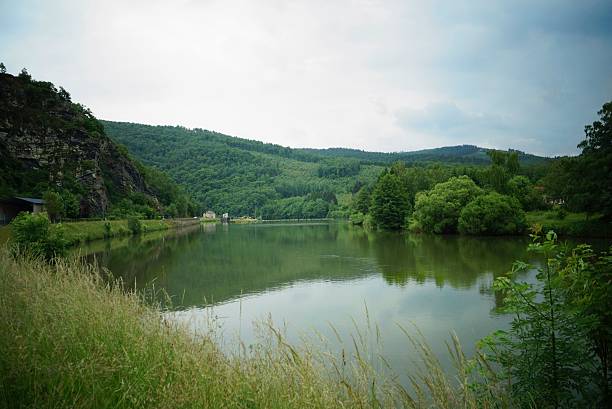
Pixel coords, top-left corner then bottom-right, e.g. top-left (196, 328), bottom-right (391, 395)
top-left (79, 221), bottom-right (602, 385)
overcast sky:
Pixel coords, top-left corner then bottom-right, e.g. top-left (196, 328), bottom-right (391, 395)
top-left (1, 0), bottom-right (611, 156)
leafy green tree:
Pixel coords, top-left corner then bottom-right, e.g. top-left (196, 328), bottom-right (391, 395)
top-left (542, 157), bottom-right (576, 207)
top-left (485, 150), bottom-right (520, 193)
top-left (370, 171), bottom-right (411, 230)
top-left (0, 62), bottom-right (6, 74)
top-left (60, 190), bottom-right (81, 218)
top-left (574, 102), bottom-right (612, 219)
top-left (18, 68), bottom-right (31, 80)
top-left (458, 192), bottom-right (526, 235)
top-left (507, 175), bottom-right (544, 211)
top-left (58, 86), bottom-right (71, 101)
top-left (412, 176), bottom-right (482, 233)
top-left (543, 102), bottom-right (612, 219)
top-left (43, 191), bottom-right (64, 222)
top-left (353, 186), bottom-right (372, 214)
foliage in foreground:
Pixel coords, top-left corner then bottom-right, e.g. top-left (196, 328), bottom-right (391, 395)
top-left (0, 249), bottom-right (511, 409)
top-left (481, 230), bottom-right (611, 408)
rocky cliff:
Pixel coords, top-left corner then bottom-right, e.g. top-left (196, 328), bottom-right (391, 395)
top-left (0, 71), bottom-right (160, 217)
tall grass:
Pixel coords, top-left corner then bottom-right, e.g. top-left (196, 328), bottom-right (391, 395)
top-left (0, 248), bottom-right (512, 408)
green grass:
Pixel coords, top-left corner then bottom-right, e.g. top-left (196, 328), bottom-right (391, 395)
top-left (0, 225), bottom-right (10, 245)
top-left (0, 249), bottom-right (511, 409)
top-left (3, 218), bottom-right (202, 247)
top-left (526, 210), bottom-right (611, 238)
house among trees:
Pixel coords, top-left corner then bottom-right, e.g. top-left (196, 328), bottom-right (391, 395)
top-left (203, 210), bottom-right (216, 219)
top-left (0, 197), bottom-right (46, 225)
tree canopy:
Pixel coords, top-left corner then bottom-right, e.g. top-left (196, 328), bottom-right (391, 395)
top-left (412, 176), bottom-right (483, 234)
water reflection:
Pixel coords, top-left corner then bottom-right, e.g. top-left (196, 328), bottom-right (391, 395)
top-left (78, 222), bottom-right (609, 388)
top-left (82, 222), bottom-right (535, 310)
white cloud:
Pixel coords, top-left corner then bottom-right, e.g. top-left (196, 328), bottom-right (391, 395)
top-left (1, 0), bottom-right (610, 156)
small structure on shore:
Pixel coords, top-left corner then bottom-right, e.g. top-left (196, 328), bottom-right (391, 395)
top-left (221, 212), bottom-right (230, 223)
top-left (0, 197), bottom-right (46, 225)
top-left (203, 210), bottom-right (216, 219)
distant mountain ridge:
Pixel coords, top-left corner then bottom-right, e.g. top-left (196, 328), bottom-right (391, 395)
top-left (297, 145), bottom-right (548, 166)
top-left (103, 120), bottom-right (549, 166)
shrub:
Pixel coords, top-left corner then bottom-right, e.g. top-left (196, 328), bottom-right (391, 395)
top-left (349, 212), bottom-right (365, 225)
top-left (480, 231), bottom-right (610, 407)
top-left (412, 176), bottom-right (482, 233)
top-left (458, 192), bottom-right (526, 235)
top-left (10, 212), bottom-right (66, 259)
top-left (127, 216), bottom-right (143, 235)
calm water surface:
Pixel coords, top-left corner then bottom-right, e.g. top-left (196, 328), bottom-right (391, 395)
top-left (83, 221), bottom-right (548, 382)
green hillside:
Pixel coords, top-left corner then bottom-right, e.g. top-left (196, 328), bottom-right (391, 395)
top-left (101, 121), bottom-right (385, 218)
top-left (102, 121), bottom-right (549, 219)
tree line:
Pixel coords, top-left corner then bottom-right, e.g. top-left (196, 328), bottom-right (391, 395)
top-left (350, 101), bottom-right (611, 235)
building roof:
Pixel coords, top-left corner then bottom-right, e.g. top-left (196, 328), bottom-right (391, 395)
top-left (15, 197), bottom-right (45, 204)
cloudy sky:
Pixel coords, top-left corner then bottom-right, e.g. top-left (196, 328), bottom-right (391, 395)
top-left (1, 0), bottom-right (611, 156)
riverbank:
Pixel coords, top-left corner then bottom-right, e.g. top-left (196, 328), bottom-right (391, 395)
top-left (0, 217), bottom-right (202, 247)
top-left (0, 249), bottom-right (507, 409)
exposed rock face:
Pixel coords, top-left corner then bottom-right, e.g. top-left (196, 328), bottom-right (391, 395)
top-left (0, 72), bottom-right (157, 217)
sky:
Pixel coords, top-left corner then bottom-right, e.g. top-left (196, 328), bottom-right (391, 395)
top-left (1, 0), bottom-right (611, 156)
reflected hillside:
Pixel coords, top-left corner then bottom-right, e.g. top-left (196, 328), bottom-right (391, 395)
top-left (89, 223), bottom-right (378, 307)
top-left (85, 222), bottom-right (541, 310)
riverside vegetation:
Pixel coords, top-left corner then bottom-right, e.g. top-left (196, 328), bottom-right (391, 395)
top-left (350, 102), bottom-right (611, 237)
top-left (1, 222), bottom-right (610, 408)
top-left (2, 66), bottom-right (609, 239)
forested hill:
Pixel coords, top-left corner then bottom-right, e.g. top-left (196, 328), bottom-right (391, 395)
top-left (0, 70), bottom-right (195, 219)
top-left (101, 120), bottom-right (549, 218)
top-left (297, 145), bottom-right (547, 166)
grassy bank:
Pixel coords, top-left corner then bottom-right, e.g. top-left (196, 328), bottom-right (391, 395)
top-left (526, 210), bottom-right (611, 238)
top-left (0, 250), bottom-right (508, 409)
top-left (0, 225), bottom-right (10, 245)
top-left (2, 217), bottom-right (202, 247)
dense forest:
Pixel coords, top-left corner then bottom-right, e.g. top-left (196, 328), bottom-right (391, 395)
top-left (102, 121), bottom-right (550, 220)
top-left (0, 69), bottom-right (195, 220)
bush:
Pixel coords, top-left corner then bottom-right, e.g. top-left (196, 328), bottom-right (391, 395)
top-left (412, 176), bottom-right (482, 233)
top-left (349, 212), bottom-right (365, 225)
top-left (458, 192), bottom-right (526, 235)
top-left (127, 216), bottom-right (143, 235)
top-left (10, 212), bottom-right (67, 259)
